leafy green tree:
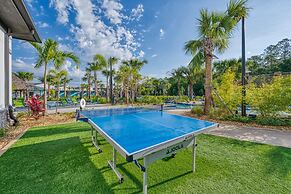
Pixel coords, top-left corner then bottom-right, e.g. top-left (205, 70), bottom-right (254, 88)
top-left (122, 58), bottom-right (147, 101)
top-left (247, 75), bottom-right (291, 117)
top-left (49, 69), bottom-right (68, 113)
top-left (180, 54), bottom-right (203, 99)
top-left (185, 0), bottom-right (249, 114)
top-left (14, 72), bottom-right (34, 81)
top-left (213, 58), bottom-right (241, 82)
top-left (116, 64), bottom-right (131, 104)
top-left (61, 75), bottom-right (72, 98)
top-left (91, 54), bottom-right (107, 97)
top-left (108, 57), bottom-right (118, 104)
top-left (30, 39), bottom-right (80, 112)
top-left (170, 67), bottom-right (185, 96)
top-left (82, 67), bottom-right (93, 99)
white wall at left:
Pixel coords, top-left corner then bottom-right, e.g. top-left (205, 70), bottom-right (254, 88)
top-left (0, 26), bottom-right (5, 109)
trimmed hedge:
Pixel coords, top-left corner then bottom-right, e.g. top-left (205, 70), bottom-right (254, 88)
top-left (136, 95), bottom-right (189, 104)
top-left (222, 115), bottom-right (291, 126)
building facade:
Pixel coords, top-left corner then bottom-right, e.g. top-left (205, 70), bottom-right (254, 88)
top-left (0, 0), bottom-right (41, 128)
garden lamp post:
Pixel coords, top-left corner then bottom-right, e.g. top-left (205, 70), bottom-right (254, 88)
top-left (241, 17), bottom-right (247, 117)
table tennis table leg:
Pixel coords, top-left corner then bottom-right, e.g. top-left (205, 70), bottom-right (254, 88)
top-left (91, 127), bottom-right (102, 153)
top-left (143, 157), bottom-right (148, 194)
top-left (192, 136), bottom-right (197, 172)
top-left (108, 147), bottom-right (124, 183)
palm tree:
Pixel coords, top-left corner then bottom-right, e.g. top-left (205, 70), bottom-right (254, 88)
top-left (30, 39), bottom-right (80, 113)
top-left (181, 54), bottom-right (204, 99)
top-left (90, 54), bottom-right (107, 97)
top-left (184, 0), bottom-right (249, 114)
top-left (15, 72), bottom-right (34, 81)
top-left (116, 64), bottom-right (131, 104)
top-left (82, 67), bottom-right (93, 99)
top-left (14, 72), bottom-right (34, 100)
top-left (49, 69), bottom-right (68, 113)
top-left (108, 57), bottom-right (118, 104)
top-left (170, 67), bottom-right (184, 96)
top-left (102, 69), bottom-right (110, 102)
top-left (122, 59), bottom-right (148, 101)
top-left (61, 75), bottom-right (72, 98)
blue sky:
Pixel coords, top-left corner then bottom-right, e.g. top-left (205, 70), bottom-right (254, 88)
top-left (13, 0), bottom-right (291, 85)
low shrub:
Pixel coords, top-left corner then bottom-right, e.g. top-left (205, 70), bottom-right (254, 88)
top-left (137, 95), bottom-right (189, 104)
top-left (191, 107), bottom-right (204, 116)
top-left (13, 99), bottom-right (25, 108)
top-left (256, 117), bottom-right (291, 126)
top-left (0, 128), bottom-right (4, 137)
top-left (222, 115), bottom-right (254, 123)
top-left (96, 97), bottom-right (107, 104)
top-left (209, 108), bottom-right (230, 119)
top-left (222, 115), bottom-right (291, 126)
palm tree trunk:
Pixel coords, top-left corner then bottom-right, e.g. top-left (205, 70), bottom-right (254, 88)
top-left (48, 82), bottom-right (50, 98)
top-left (178, 80), bottom-right (181, 96)
top-left (94, 71), bottom-right (98, 97)
top-left (56, 83), bottom-right (60, 114)
top-left (189, 81), bottom-right (193, 100)
top-left (43, 64), bottom-right (47, 114)
top-left (64, 83), bottom-right (66, 98)
top-left (88, 78), bottom-right (91, 99)
top-left (109, 64), bottom-right (113, 105)
top-left (204, 54), bottom-right (213, 114)
top-left (106, 75), bottom-right (109, 102)
top-left (125, 85), bottom-right (129, 105)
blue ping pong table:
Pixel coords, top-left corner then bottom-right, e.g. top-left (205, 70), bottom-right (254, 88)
top-left (77, 107), bottom-right (217, 194)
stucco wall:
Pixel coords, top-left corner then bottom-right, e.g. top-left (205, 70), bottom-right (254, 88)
top-left (0, 108), bottom-right (7, 129)
top-left (0, 26), bottom-right (5, 109)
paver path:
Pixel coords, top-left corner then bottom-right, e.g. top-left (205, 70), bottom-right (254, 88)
top-left (206, 124), bottom-right (291, 148)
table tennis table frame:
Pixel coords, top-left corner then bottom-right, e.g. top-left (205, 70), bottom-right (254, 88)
top-left (86, 116), bottom-right (217, 194)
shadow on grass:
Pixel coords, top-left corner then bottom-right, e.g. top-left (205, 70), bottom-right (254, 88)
top-left (21, 123), bottom-right (89, 139)
top-left (265, 146), bottom-right (291, 177)
top-left (0, 137), bottom-right (113, 193)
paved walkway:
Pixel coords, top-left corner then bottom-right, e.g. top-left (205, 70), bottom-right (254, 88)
top-left (166, 110), bottom-right (291, 148)
top-left (206, 124), bottom-right (291, 148)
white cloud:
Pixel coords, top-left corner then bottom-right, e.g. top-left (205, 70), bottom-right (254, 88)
top-left (37, 22), bottom-right (50, 28)
top-left (49, 0), bottom-right (146, 85)
top-left (151, 54), bottom-right (157, 58)
top-left (130, 4), bottom-right (144, 21)
top-left (101, 0), bottom-right (123, 25)
top-left (50, 0), bottom-right (144, 63)
top-left (24, 0), bottom-right (34, 7)
top-left (160, 28), bottom-right (165, 39)
top-left (49, 0), bottom-right (71, 24)
top-left (13, 59), bottom-right (44, 78)
top-left (138, 50), bottom-right (145, 58)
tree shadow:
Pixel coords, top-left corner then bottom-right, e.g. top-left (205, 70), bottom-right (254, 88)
top-left (264, 146), bottom-right (291, 177)
top-left (22, 123), bottom-right (89, 139)
top-left (0, 137), bottom-right (113, 193)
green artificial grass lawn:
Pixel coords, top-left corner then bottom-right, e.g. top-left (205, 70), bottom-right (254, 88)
top-left (13, 99), bottom-right (25, 108)
top-left (0, 122), bottom-right (290, 194)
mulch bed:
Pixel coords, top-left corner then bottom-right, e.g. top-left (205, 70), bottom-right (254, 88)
top-left (0, 113), bottom-right (75, 150)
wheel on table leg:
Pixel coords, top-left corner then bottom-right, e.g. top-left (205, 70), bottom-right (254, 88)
top-left (119, 177), bottom-right (124, 184)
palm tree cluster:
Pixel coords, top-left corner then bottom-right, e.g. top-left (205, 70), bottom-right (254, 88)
top-left (185, 0), bottom-right (249, 114)
top-left (82, 54), bottom-right (147, 105)
top-left (30, 38), bottom-right (80, 113)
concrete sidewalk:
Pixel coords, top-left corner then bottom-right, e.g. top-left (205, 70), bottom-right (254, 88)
top-left (206, 124), bottom-right (291, 148)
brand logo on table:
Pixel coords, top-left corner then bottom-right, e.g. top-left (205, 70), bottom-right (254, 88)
top-left (166, 144), bottom-right (183, 154)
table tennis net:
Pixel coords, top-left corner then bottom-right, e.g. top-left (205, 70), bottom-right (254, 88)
top-left (77, 104), bottom-right (177, 119)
